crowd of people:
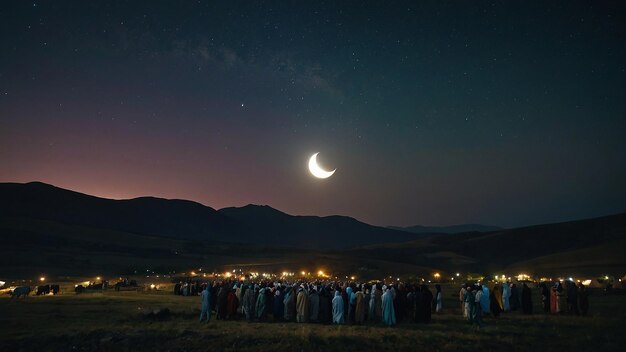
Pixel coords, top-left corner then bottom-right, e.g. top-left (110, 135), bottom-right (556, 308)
top-left (181, 278), bottom-right (592, 326)
top-left (195, 280), bottom-right (440, 325)
top-left (460, 280), bottom-right (590, 327)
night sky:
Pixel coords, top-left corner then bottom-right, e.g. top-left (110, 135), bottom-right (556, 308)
top-left (1, 1), bottom-right (625, 228)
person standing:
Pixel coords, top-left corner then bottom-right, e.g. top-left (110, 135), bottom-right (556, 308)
top-left (435, 284), bottom-right (443, 313)
top-left (309, 285), bottom-right (320, 322)
top-left (578, 283), bottom-right (589, 316)
top-left (464, 285), bottom-right (473, 321)
top-left (382, 286), bottom-right (397, 326)
top-left (502, 282), bottom-right (511, 312)
top-left (199, 285), bottom-right (212, 323)
top-left (521, 283), bottom-right (533, 314)
top-left (459, 285), bottom-right (467, 318)
top-left (473, 285), bottom-right (483, 327)
top-left (296, 285), bottom-right (309, 323)
top-left (332, 289), bottom-right (345, 324)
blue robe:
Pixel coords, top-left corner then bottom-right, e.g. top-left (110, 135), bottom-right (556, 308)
top-left (382, 289), bottom-right (396, 326)
top-left (332, 291), bottom-right (345, 324)
top-left (200, 288), bottom-right (211, 322)
top-left (502, 283), bottom-right (510, 311)
top-left (481, 285), bottom-right (490, 313)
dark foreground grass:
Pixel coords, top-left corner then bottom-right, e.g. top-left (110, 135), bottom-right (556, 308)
top-left (1, 289), bottom-right (625, 352)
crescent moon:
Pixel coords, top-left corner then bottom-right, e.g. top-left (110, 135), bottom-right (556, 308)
top-left (308, 152), bottom-right (336, 179)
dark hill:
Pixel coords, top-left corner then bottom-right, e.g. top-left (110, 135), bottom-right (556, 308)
top-left (0, 182), bottom-right (236, 242)
top-left (0, 182), bottom-right (418, 249)
top-left (219, 205), bottom-right (419, 248)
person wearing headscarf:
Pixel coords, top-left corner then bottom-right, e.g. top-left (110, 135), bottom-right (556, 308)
top-left (502, 282), bottom-right (511, 311)
top-left (216, 284), bottom-right (228, 320)
top-left (273, 286), bottom-right (284, 321)
top-left (395, 284), bottom-right (407, 322)
top-left (354, 286), bottom-right (366, 324)
top-left (242, 284), bottom-right (256, 321)
top-left (493, 283), bottom-right (504, 311)
top-left (284, 286), bottom-right (296, 321)
top-left (296, 285), bottom-right (310, 323)
top-left (235, 283), bottom-right (243, 315)
top-left (567, 281), bottom-right (579, 315)
top-left (227, 288), bottom-right (238, 319)
top-left (199, 285), bottom-right (212, 323)
top-left (363, 286), bottom-right (371, 321)
top-left (414, 285), bottom-right (423, 323)
top-left (550, 284), bottom-right (558, 314)
top-left (481, 284), bottom-right (490, 314)
top-left (332, 289), bottom-right (345, 324)
top-left (490, 285), bottom-right (502, 318)
top-left (435, 284), bottom-right (442, 313)
top-left (382, 286), bottom-right (396, 326)
top-left (459, 285), bottom-right (467, 318)
top-left (421, 284), bottom-right (433, 324)
top-left (309, 285), bottom-right (320, 322)
top-left (541, 282), bottom-right (550, 313)
top-left (463, 285), bottom-right (473, 321)
top-left (556, 282), bottom-right (565, 314)
top-left (473, 284), bottom-right (483, 327)
top-left (521, 283), bottom-right (532, 314)
top-left (255, 286), bottom-right (268, 321)
top-left (509, 283), bottom-right (520, 311)
top-left (319, 285), bottom-right (332, 324)
top-left (368, 285), bottom-right (378, 322)
top-left (578, 282), bottom-right (589, 316)
top-left (345, 285), bottom-right (354, 323)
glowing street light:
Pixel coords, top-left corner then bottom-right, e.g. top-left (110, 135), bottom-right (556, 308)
top-left (39, 277), bottom-right (45, 282)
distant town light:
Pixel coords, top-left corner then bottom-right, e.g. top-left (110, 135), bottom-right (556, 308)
top-left (39, 277), bottom-right (45, 282)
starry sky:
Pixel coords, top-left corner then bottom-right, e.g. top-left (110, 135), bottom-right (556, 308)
top-left (1, 1), bottom-right (625, 228)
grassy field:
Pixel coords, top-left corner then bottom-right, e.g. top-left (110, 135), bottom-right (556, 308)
top-left (1, 285), bottom-right (625, 352)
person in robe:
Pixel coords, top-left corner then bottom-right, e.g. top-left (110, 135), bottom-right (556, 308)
top-left (296, 285), bottom-right (309, 323)
top-left (463, 285), bottom-right (473, 321)
top-left (493, 283), bottom-right (504, 311)
top-left (521, 283), bottom-right (532, 314)
top-left (283, 286), bottom-right (296, 321)
top-left (368, 285), bottom-right (378, 322)
top-left (567, 281), bottom-right (579, 315)
top-left (490, 285), bottom-right (502, 318)
top-left (256, 286), bottom-right (268, 321)
top-left (464, 285), bottom-right (475, 323)
top-left (227, 288), bottom-right (238, 319)
top-left (556, 282), bottom-right (565, 314)
top-left (459, 285), bottom-right (467, 318)
top-left (363, 286), bottom-right (371, 321)
top-left (309, 285), bottom-right (320, 322)
top-left (235, 283), bottom-right (243, 315)
top-left (481, 284), bottom-right (490, 315)
top-left (541, 283), bottom-right (550, 313)
top-left (273, 286), bottom-right (284, 321)
top-left (550, 284), bottom-right (558, 314)
top-left (473, 284), bottom-right (483, 327)
top-left (345, 285), bottom-right (353, 323)
top-left (435, 284), bottom-right (442, 313)
top-left (319, 286), bottom-right (332, 324)
top-left (216, 284), bottom-right (228, 320)
top-left (414, 285), bottom-right (423, 323)
top-left (332, 289), bottom-right (345, 324)
top-left (242, 284), bottom-right (256, 322)
top-left (421, 284), bottom-right (433, 324)
top-left (395, 284), bottom-right (407, 322)
top-left (199, 285), bottom-right (211, 323)
top-left (578, 282), bottom-right (589, 316)
top-left (502, 282), bottom-right (510, 311)
top-left (373, 284), bottom-right (383, 322)
top-left (382, 286), bottom-right (396, 326)
top-left (354, 287), bottom-right (366, 324)
top-left (509, 283), bottom-right (520, 311)
top-left (406, 286), bottom-right (415, 321)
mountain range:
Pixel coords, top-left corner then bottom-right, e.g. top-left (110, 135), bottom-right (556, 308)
top-left (1, 182), bottom-right (624, 279)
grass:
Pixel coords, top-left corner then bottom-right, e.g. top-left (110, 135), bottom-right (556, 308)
top-left (1, 285), bottom-right (625, 351)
